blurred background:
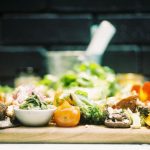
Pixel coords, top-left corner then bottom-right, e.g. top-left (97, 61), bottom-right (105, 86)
top-left (0, 0), bottom-right (150, 85)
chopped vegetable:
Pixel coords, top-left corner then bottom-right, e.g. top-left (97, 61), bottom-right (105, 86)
top-left (60, 71), bottom-right (77, 88)
top-left (138, 106), bottom-right (150, 126)
top-left (145, 115), bottom-right (150, 126)
top-left (77, 62), bottom-right (106, 79)
top-left (38, 75), bottom-right (58, 89)
top-left (19, 93), bottom-right (48, 110)
top-left (105, 108), bottom-right (132, 128)
top-left (140, 115), bottom-right (146, 126)
top-left (54, 101), bottom-right (80, 127)
top-left (131, 85), bottom-right (141, 94)
top-left (58, 62), bottom-right (118, 99)
top-left (130, 113), bottom-right (141, 129)
top-left (0, 86), bottom-right (13, 94)
top-left (114, 95), bottom-right (137, 112)
top-left (138, 106), bottom-right (149, 116)
top-left (70, 90), bottom-right (106, 125)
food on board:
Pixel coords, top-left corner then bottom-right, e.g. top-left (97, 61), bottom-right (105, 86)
top-left (0, 62), bottom-right (150, 129)
top-left (54, 101), bottom-right (80, 127)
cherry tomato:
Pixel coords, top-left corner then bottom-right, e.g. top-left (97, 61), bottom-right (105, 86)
top-left (131, 85), bottom-right (141, 94)
top-left (54, 101), bottom-right (80, 127)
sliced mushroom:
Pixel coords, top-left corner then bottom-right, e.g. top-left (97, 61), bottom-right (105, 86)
top-left (105, 107), bottom-right (132, 128)
top-left (105, 119), bottom-right (131, 128)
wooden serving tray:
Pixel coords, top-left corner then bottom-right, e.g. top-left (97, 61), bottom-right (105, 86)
top-left (0, 125), bottom-right (150, 144)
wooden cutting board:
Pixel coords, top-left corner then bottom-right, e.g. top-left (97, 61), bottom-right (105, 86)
top-left (0, 125), bottom-right (150, 144)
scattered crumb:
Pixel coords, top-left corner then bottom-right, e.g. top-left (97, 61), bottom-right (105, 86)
top-left (85, 125), bottom-right (89, 128)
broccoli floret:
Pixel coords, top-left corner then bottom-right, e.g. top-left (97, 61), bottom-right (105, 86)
top-left (71, 90), bottom-right (106, 125)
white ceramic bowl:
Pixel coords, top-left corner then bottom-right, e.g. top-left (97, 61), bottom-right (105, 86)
top-left (14, 108), bottom-right (56, 126)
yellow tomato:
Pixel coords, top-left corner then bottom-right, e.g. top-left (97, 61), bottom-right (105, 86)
top-left (53, 90), bottom-right (63, 106)
top-left (53, 91), bottom-right (75, 106)
top-left (145, 115), bottom-right (150, 126)
top-left (54, 101), bottom-right (80, 127)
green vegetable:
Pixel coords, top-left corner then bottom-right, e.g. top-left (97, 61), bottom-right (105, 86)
top-left (38, 62), bottom-right (119, 99)
top-left (138, 106), bottom-right (150, 117)
top-left (19, 93), bottom-right (48, 110)
top-left (70, 90), bottom-right (106, 125)
top-left (0, 86), bottom-right (13, 93)
top-left (108, 82), bottom-right (119, 97)
top-left (77, 62), bottom-right (106, 79)
top-left (59, 62), bottom-right (119, 98)
top-left (74, 90), bottom-right (88, 98)
top-left (60, 71), bottom-right (77, 88)
top-left (38, 74), bottom-right (58, 89)
top-left (137, 106), bottom-right (150, 126)
top-left (140, 115), bottom-right (146, 126)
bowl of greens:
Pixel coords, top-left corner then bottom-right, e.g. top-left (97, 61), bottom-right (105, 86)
top-left (14, 94), bottom-right (56, 126)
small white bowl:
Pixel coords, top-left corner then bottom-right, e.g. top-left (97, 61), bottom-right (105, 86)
top-left (14, 108), bottom-right (56, 127)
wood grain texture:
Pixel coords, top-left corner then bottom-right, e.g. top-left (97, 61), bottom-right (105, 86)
top-left (0, 125), bottom-right (150, 143)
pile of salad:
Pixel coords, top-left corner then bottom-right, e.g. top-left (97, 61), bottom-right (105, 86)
top-left (40, 62), bottom-right (119, 100)
top-left (0, 62), bottom-right (150, 129)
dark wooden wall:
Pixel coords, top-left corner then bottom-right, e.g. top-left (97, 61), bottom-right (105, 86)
top-left (0, 0), bottom-right (150, 84)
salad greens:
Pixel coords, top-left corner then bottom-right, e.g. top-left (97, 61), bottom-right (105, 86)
top-left (38, 62), bottom-right (119, 99)
top-left (70, 90), bottom-right (106, 125)
top-left (77, 62), bottom-right (106, 79)
top-left (60, 71), bottom-right (78, 88)
top-left (60, 71), bottom-right (94, 88)
top-left (38, 74), bottom-right (58, 89)
top-left (0, 85), bottom-right (13, 93)
top-left (60, 62), bottom-right (119, 98)
top-left (19, 93), bottom-right (48, 110)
